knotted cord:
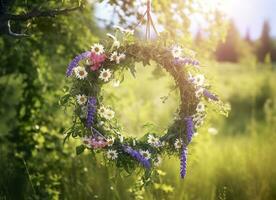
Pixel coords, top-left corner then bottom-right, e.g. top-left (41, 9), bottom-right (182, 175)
top-left (133, 0), bottom-right (159, 40)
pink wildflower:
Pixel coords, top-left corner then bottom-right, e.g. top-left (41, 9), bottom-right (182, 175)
top-left (89, 52), bottom-right (106, 71)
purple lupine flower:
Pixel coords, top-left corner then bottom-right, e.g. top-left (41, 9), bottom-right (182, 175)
top-left (123, 146), bottom-right (151, 169)
top-left (185, 116), bottom-right (194, 143)
top-left (86, 97), bottom-right (97, 128)
top-left (173, 57), bottom-right (200, 67)
top-left (203, 89), bottom-right (219, 101)
top-left (66, 51), bottom-right (91, 76)
top-left (180, 143), bottom-right (188, 179)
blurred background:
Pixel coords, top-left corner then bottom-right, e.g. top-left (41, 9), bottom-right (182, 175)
top-left (0, 0), bottom-right (275, 199)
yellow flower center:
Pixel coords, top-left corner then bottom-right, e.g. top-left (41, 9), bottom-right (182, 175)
top-left (79, 71), bottom-right (85, 76)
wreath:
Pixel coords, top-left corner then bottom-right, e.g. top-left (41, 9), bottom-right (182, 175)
top-left (61, 26), bottom-right (228, 180)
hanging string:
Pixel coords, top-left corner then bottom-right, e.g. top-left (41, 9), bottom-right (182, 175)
top-left (133, 0), bottom-right (159, 40)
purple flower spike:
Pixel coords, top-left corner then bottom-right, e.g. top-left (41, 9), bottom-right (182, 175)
top-left (123, 146), bottom-right (151, 169)
top-left (185, 116), bottom-right (194, 143)
top-left (66, 51), bottom-right (91, 76)
top-left (180, 143), bottom-right (188, 179)
top-left (203, 89), bottom-right (219, 101)
top-left (173, 57), bottom-right (200, 68)
top-left (86, 97), bottom-right (97, 128)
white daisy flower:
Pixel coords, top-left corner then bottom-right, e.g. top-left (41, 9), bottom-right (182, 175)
top-left (171, 45), bottom-right (183, 58)
top-left (208, 127), bottom-right (218, 135)
top-left (140, 150), bottom-right (151, 160)
top-left (193, 74), bottom-right (205, 86)
top-left (98, 106), bottom-right (107, 117)
top-left (147, 135), bottom-right (161, 147)
top-left (91, 43), bottom-right (104, 55)
top-left (195, 88), bottom-right (204, 98)
top-left (110, 51), bottom-right (118, 62)
top-left (116, 53), bottom-right (126, 64)
top-left (147, 134), bottom-right (155, 144)
top-left (132, 139), bottom-right (136, 146)
top-left (99, 69), bottom-right (112, 82)
top-left (106, 137), bottom-right (115, 146)
top-left (104, 108), bottom-right (115, 120)
top-left (154, 156), bottom-right (162, 167)
top-left (196, 102), bottom-right (205, 113)
top-left (76, 94), bottom-right (87, 105)
top-left (74, 66), bottom-right (88, 80)
top-left (174, 139), bottom-right (183, 149)
top-left (106, 149), bottom-right (118, 160)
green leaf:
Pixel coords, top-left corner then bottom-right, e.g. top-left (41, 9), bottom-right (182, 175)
top-left (76, 145), bottom-right (85, 155)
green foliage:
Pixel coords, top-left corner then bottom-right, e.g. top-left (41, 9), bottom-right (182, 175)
top-left (0, 1), bottom-right (100, 199)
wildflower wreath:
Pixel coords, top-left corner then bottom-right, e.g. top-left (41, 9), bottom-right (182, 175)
top-left (61, 26), bottom-right (228, 180)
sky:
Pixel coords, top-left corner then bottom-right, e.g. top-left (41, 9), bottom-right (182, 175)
top-left (95, 0), bottom-right (276, 39)
top-left (222, 0), bottom-right (276, 39)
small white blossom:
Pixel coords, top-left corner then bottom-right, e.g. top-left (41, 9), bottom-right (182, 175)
top-left (193, 74), bottom-right (205, 86)
top-left (110, 52), bottom-right (125, 64)
top-left (74, 66), bottom-right (88, 80)
top-left (196, 102), bottom-right (205, 113)
top-left (195, 88), bottom-right (204, 98)
top-left (174, 139), bottom-right (182, 149)
top-left (106, 149), bottom-right (118, 160)
top-left (76, 94), bottom-right (87, 105)
top-left (104, 108), bottom-right (115, 120)
top-left (98, 106), bottom-right (115, 120)
top-left (147, 134), bottom-right (161, 147)
top-left (116, 53), bottom-right (126, 64)
top-left (110, 51), bottom-right (118, 62)
top-left (98, 106), bottom-right (107, 117)
top-left (171, 45), bottom-right (183, 58)
top-left (106, 137), bottom-right (115, 146)
top-left (99, 69), bottom-right (112, 82)
top-left (154, 156), bottom-right (162, 167)
top-left (140, 150), bottom-right (151, 160)
top-left (91, 43), bottom-right (104, 55)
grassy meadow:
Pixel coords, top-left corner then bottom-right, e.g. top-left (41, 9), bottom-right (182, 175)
top-left (59, 62), bottom-right (276, 200)
top-left (0, 52), bottom-right (275, 199)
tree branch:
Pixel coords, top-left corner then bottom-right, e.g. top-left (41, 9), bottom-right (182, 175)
top-left (1, 5), bottom-right (82, 22)
top-left (0, 4), bottom-right (82, 38)
top-left (7, 20), bottom-right (29, 38)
